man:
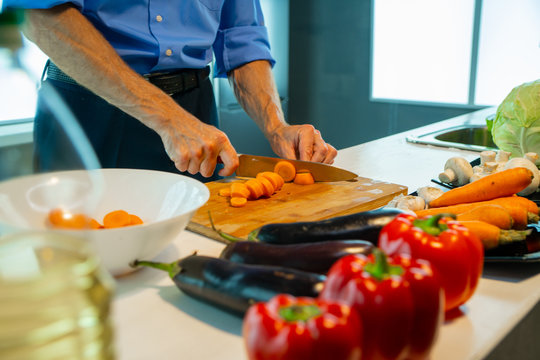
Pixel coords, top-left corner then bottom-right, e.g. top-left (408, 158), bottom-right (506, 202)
top-left (5, 1), bottom-right (337, 180)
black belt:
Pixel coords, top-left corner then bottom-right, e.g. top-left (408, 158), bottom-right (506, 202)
top-left (45, 61), bottom-right (210, 96)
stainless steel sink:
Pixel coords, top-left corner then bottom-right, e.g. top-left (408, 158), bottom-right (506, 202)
top-left (406, 124), bottom-right (497, 152)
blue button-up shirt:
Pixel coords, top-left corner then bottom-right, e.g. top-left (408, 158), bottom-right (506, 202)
top-left (3, 0), bottom-right (275, 77)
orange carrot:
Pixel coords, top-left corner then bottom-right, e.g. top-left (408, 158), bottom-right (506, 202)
top-left (257, 172), bottom-right (283, 191)
top-left (245, 179), bottom-right (264, 199)
top-left (274, 161), bottom-right (296, 182)
top-left (429, 167), bottom-right (533, 208)
top-left (457, 220), bottom-right (530, 250)
top-left (495, 195), bottom-right (539, 215)
top-left (129, 214), bottom-right (144, 226)
top-left (218, 188), bottom-right (231, 197)
top-left (103, 210), bottom-right (131, 229)
top-left (257, 176), bottom-right (275, 197)
top-left (230, 182), bottom-right (250, 198)
top-left (230, 197), bottom-right (247, 207)
top-left (90, 218), bottom-right (103, 229)
top-left (456, 204), bottom-right (513, 229)
top-left (416, 198), bottom-right (532, 229)
top-left (293, 170), bottom-right (315, 185)
top-left (48, 208), bottom-right (91, 229)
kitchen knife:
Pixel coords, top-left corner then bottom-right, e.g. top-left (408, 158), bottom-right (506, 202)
top-left (235, 154), bottom-right (358, 182)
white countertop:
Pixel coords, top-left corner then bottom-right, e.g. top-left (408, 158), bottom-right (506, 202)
top-left (112, 107), bottom-right (540, 360)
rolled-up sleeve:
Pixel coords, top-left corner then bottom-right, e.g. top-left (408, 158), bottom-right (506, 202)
top-left (2, 0), bottom-right (83, 10)
top-left (213, 0), bottom-right (275, 77)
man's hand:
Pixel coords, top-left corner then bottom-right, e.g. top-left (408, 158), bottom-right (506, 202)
top-left (228, 60), bottom-right (337, 165)
top-left (156, 114), bottom-right (238, 177)
top-left (267, 124), bottom-right (337, 164)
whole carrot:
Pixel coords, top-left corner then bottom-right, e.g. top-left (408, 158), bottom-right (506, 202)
top-left (429, 167), bottom-right (533, 208)
top-left (457, 220), bottom-right (531, 250)
top-left (456, 205), bottom-right (513, 230)
top-left (415, 197), bottom-right (537, 229)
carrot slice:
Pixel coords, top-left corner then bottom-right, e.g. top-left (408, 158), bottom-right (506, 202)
top-left (245, 179), bottom-right (264, 199)
top-left (218, 188), bottom-right (231, 197)
top-left (90, 218), bottom-right (103, 229)
top-left (230, 182), bottom-right (250, 198)
top-left (257, 172), bottom-right (282, 191)
top-left (257, 176), bottom-right (275, 197)
top-left (129, 214), bottom-right (144, 226)
top-left (103, 210), bottom-right (131, 228)
top-left (230, 196), bottom-right (248, 207)
top-left (47, 208), bottom-right (91, 229)
top-left (273, 161), bottom-right (296, 182)
top-left (294, 170), bottom-right (315, 185)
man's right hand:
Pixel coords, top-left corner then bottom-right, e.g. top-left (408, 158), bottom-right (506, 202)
top-left (157, 114), bottom-right (239, 178)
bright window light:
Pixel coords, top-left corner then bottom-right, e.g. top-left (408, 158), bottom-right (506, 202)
top-left (474, 0), bottom-right (540, 106)
top-left (372, 0), bottom-right (475, 104)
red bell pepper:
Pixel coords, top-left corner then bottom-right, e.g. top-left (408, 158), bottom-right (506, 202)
top-left (243, 294), bottom-right (362, 360)
top-left (319, 249), bottom-right (443, 360)
top-left (378, 213), bottom-right (484, 312)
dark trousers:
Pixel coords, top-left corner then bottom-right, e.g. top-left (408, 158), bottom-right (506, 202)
top-left (33, 71), bottom-right (220, 183)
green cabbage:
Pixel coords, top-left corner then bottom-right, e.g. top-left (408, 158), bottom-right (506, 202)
top-left (491, 79), bottom-right (540, 164)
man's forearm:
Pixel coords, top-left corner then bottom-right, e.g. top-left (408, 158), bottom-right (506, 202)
top-left (22, 4), bottom-right (190, 130)
top-left (228, 60), bottom-right (288, 137)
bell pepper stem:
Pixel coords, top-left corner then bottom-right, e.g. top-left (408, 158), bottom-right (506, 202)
top-left (364, 248), bottom-right (403, 281)
top-left (279, 304), bottom-right (322, 322)
top-left (413, 213), bottom-right (455, 236)
top-left (131, 259), bottom-right (181, 279)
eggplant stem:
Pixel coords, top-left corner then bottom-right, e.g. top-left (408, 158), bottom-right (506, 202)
top-left (132, 259), bottom-right (180, 279)
top-left (207, 210), bottom-right (248, 243)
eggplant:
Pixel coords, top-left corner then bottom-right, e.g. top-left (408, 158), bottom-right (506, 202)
top-left (133, 254), bottom-right (326, 316)
top-left (219, 239), bottom-right (373, 273)
top-left (248, 207), bottom-right (404, 245)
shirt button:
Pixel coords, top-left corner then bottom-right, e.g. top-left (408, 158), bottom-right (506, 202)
top-left (165, 49), bottom-right (172, 56)
top-left (156, 15), bottom-right (163, 22)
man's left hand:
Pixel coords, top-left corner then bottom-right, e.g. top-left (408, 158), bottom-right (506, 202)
top-left (267, 124), bottom-right (337, 164)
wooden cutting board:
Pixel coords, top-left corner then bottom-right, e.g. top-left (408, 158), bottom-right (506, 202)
top-left (187, 176), bottom-right (407, 242)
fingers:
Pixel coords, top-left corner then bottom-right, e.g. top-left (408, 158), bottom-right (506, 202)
top-left (297, 126), bottom-right (315, 161)
top-left (296, 126), bottom-right (337, 164)
top-left (216, 141), bottom-right (239, 177)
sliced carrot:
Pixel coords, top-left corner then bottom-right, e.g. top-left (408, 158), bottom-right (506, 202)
top-left (129, 214), bottom-right (144, 226)
top-left (429, 167), bottom-right (533, 208)
top-left (218, 187), bottom-right (231, 197)
top-left (47, 208), bottom-right (91, 229)
top-left (230, 197), bottom-right (247, 207)
top-left (257, 176), bottom-right (275, 197)
top-left (245, 179), bottom-right (264, 199)
top-left (257, 172), bottom-right (282, 191)
top-left (456, 204), bottom-right (513, 229)
top-left (103, 210), bottom-right (131, 229)
top-left (293, 170), bottom-right (315, 185)
top-left (273, 161), bottom-right (296, 182)
top-left (90, 218), bottom-right (103, 229)
top-left (230, 182), bottom-right (250, 198)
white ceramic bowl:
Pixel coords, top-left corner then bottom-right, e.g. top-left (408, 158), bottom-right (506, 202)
top-left (0, 168), bottom-right (209, 276)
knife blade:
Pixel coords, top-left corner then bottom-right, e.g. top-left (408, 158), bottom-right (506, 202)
top-left (235, 154), bottom-right (358, 182)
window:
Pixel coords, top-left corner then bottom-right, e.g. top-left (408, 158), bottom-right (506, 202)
top-left (371, 0), bottom-right (540, 107)
top-left (0, 37), bottom-right (47, 124)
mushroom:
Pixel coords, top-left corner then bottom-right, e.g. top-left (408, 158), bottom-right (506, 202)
top-left (438, 157), bottom-right (473, 186)
top-left (470, 161), bottom-right (498, 182)
top-left (387, 194), bottom-right (425, 212)
top-left (416, 186), bottom-right (444, 206)
top-left (473, 150), bottom-right (497, 174)
top-left (503, 155), bottom-right (540, 196)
